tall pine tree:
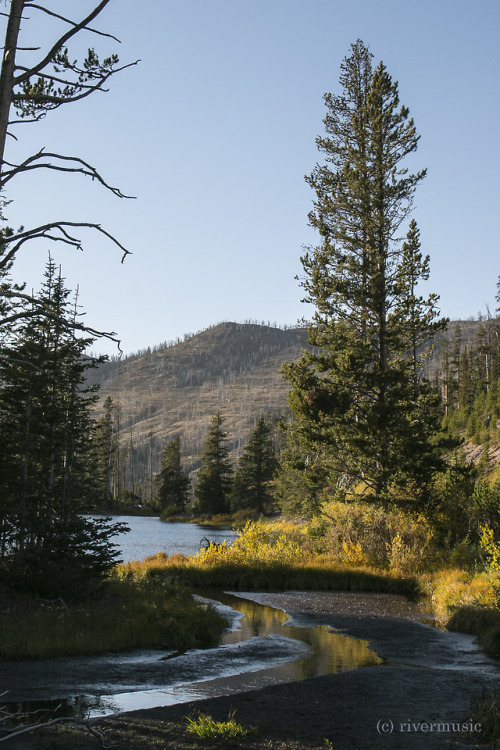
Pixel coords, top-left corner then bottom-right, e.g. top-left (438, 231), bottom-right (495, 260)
top-left (0, 259), bottom-right (125, 595)
top-left (195, 412), bottom-right (232, 517)
top-left (283, 40), bottom-right (446, 504)
top-left (93, 395), bottom-right (119, 508)
top-left (155, 436), bottom-right (190, 514)
top-left (231, 415), bottom-right (277, 514)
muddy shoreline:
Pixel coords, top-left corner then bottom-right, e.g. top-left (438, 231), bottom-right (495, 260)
top-left (3, 591), bottom-right (500, 749)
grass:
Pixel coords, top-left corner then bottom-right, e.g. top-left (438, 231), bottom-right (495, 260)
top-left (420, 567), bottom-right (500, 656)
top-left (185, 711), bottom-right (254, 740)
top-left (465, 688), bottom-right (500, 748)
top-left (130, 555), bottom-right (420, 596)
top-left (0, 578), bottom-right (227, 660)
top-left (119, 521), bottom-right (420, 598)
top-left (121, 520), bottom-right (500, 659)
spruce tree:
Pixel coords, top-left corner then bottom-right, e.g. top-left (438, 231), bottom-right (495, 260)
top-left (155, 436), bottom-right (190, 514)
top-left (195, 412), bottom-right (232, 517)
top-left (393, 220), bottom-right (447, 390)
top-left (0, 259), bottom-right (126, 595)
top-left (93, 395), bottom-right (119, 508)
top-left (283, 40), bottom-right (446, 504)
top-left (231, 415), bottom-right (277, 514)
top-left (274, 424), bottom-right (328, 519)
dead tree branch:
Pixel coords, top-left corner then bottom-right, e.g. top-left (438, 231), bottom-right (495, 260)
top-left (1, 221), bottom-right (131, 268)
top-left (0, 1), bottom-right (136, 348)
top-left (0, 695), bottom-right (123, 745)
top-left (0, 713), bottom-right (118, 748)
top-left (11, 58), bottom-right (140, 114)
top-left (24, 4), bottom-right (122, 43)
top-left (0, 290), bottom-right (121, 347)
top-left (14, 1), bottom-right (115, 87)
top-left (1, 150), bottom-right (136, 197)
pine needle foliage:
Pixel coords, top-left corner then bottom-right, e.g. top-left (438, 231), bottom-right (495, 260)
top-left (156, 436), bottom-right (190, 514)
top-left (231, 415), bottom-right (277, 514)
top-left (283, 40), bottom-right (447, 505)
top-left (195, 412), bottom-right (233, 517)
top-left (0, 259), bottom-right (125, 596)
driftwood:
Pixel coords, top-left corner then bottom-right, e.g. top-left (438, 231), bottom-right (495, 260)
top-left (0, 694), bottom-right (116, 747)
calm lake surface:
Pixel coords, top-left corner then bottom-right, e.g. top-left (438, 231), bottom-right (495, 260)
top-left (108, 516), bottom-right (237, 563)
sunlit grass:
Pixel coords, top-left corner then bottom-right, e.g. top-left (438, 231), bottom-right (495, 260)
top-left (185, 711), bottom-right (254, 740)
top-left (120, 520), bottom-right (500, 658)
top-left (419, 567), bottom-right (500, 656)
top-left (118, 521), bottom-right (420, 597)
top-left (5, 517), bottom-right (500, 663)
top-left (423, 568), bottom-right (499, 619)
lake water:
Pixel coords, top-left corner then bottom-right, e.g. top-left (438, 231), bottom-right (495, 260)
top-left (107, 516), bottom-right (237, 563)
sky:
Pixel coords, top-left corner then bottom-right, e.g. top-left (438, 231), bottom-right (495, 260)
top-left (3, 0), bottom-right (500, 357)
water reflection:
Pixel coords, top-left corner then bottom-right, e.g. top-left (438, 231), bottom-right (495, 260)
top-left (216, 592), bottom-right (382, 679)
top-left (85, 593), bottom-right (382, 716)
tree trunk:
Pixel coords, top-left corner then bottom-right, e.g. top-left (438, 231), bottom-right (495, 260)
top-left (0, 0), bottom-right (25, 174)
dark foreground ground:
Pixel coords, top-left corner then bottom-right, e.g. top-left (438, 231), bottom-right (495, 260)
top-left (4, 591), bottom-right (500, 750)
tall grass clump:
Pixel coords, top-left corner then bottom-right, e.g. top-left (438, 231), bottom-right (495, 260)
top-left (421, 566), bottom-right (500, 656)
top-left (465, 688), bottom-right (500, 748)
top-left (0, 577), bottom-right (227, 661)
top-left (185, 711), bottom-right (254, 740)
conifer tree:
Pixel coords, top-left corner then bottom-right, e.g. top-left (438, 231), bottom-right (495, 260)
top-left (155, 436), bottom-right (190, 514)
top-left (0, 259), bottom-right (125, 595)
top-left (283, 40), bottom-right (446, 504)
top-left (393, 220), bottom-right (447, 391)
top-left (274, 424), bottom-right (331, 519)
top-left (231, 416), bottom-right (277, 514)
top-left (195, 412), bottom-right (232, 517)
top-left (93, 395), bottom-right (119, 507)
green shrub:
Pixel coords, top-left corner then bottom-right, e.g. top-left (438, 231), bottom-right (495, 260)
top-left (0, 579), bottom-right (227, 660)
top-left (309, 499), bottom-right (434, 574)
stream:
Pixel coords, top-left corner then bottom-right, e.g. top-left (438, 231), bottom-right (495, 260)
top-left (0, 519), bottom-right (439, 719)
top-left (2, 591), bottom-right (390, 718)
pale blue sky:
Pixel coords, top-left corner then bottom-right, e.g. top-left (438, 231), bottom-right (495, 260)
top-left (4, 0), bottom-right (500, 355)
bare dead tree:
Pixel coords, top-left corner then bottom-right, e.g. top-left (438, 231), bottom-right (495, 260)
top-left (0, 0), bottom-right (139, 338)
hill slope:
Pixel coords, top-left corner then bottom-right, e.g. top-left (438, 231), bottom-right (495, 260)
top-left (89, 318), bottom-right (489, 496)
top-left (89, 323), bottom-right (308, 487)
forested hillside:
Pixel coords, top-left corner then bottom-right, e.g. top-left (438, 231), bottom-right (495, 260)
top-left (88, 318), bottom-right (495, 504)
top-left (88, 323), bottom-right (308, 500)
